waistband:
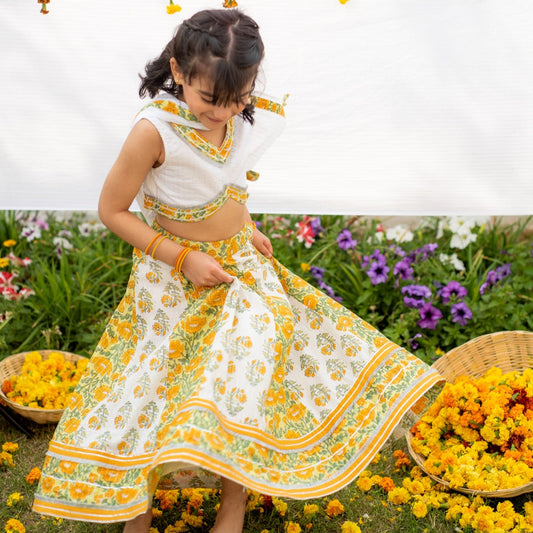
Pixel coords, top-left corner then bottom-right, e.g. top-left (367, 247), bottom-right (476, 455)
top-left (153, 220), bottom-right (255, 255)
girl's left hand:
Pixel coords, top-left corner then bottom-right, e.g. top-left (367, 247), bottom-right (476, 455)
top-left (252, 228), bottom-right (273, 259)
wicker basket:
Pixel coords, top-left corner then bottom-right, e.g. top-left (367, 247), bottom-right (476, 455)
top-left (407, 330), bottom-right (533, 498)
top-left (0, 350), bottom-right (85, 424)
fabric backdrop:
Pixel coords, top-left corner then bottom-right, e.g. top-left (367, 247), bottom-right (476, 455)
top-left (2, 0), bottom-right (532, 215)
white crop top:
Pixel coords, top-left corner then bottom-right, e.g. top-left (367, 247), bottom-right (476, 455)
top-left (133, 92), bottom-right (286, 224)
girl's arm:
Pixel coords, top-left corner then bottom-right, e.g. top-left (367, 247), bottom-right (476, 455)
top-left (98, 119), bottom-right (234, 286)
top-left (245, 210), bottom-right (273, 259)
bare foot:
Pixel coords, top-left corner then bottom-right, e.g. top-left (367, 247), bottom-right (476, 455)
top-left (123, 507), bottom-right (152, 533)
top-left (210, 477), bottom-right (248, 533)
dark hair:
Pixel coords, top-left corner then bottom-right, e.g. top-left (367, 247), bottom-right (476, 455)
top-left (139, 9), bottom-right (264, 124)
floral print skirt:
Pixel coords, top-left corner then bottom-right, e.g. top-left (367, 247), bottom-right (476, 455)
top-left (33, 222), bottom-right (442, 523)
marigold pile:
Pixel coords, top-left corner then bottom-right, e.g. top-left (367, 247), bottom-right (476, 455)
top-left (410, 367), bottom-right (533, 491)
top-left (1, 351), bottom-right (88, 409)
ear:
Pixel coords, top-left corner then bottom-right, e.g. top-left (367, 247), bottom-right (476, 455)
top-left (169, 58), bottom-right (184, 85)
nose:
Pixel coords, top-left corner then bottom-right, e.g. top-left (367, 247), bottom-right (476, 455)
top-left (211, 105), bottom-right (236, 121)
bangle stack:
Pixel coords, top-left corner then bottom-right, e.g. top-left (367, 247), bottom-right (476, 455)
top-left (174, 247), bottom-right (192, 272)
top-left (145, 233), bottom-right (167, 259)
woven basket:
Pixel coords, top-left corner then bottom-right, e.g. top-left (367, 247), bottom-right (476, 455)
top-left (0, 350), bottom-right (85, 424)
top-left (407, 330), bottom-right (533, 498)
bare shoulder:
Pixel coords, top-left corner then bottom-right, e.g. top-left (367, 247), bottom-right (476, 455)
top-left (122, 118), bottom-right (165, 166)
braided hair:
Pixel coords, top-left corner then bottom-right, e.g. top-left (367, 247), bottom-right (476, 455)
top-left (139, 9), bottom-right (264, 124)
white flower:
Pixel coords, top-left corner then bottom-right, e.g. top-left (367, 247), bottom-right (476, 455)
top-left (448, 216), bottom-right (479, 234)
top-left (450, 231), bottom-right (477, 249)
top-left (439, 253), bottom-right (465, 271)
top-left (385, 225), bottom-right (414, 243)
top-left (21, 224), bottom-right (42, 242)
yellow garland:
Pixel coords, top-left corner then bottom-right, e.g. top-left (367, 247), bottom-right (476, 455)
top-left (1, 351), bottom-right (88, 410)
top-left (410, 367), bottom-right (533, 492)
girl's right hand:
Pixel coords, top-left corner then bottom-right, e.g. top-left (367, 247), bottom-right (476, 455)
top-left (180, 250), bottom-right (234, 287)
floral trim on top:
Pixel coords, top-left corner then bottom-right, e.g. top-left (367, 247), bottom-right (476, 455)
top-left (251, 96), bottom-right (286, 117)
top-left (170, 118), bottom-right (234, 164)
top-left (138, 99), bottom-right (201, 125)
top-left (144, 184), bottom-right (248, 222)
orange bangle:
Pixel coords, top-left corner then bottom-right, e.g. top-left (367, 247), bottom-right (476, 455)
top-left (150, 236), bottom-right (167, 258)
top-left (144, 232), bottom-right (162, 255)
top-left (174, 247), bottom-right (192, 272)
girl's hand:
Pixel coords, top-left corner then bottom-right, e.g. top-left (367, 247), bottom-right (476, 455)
top-left (180, 250), bottom-right (234, 287)
top-left (252, 228), bottom-right (273, 259)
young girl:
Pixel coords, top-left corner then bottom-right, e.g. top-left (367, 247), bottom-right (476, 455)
top-left (34, 8), bottom-right (442, 533)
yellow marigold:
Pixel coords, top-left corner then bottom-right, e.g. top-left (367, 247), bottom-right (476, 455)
top-left (26, 466), bottom-right (41, 484)
top-left (300, 263), bottom-right (310, 272)
top-left (284, 522), bottom-right (301, 533)
top-left (273, 497), bottom-right (288, 516)
top-left (2, 442), bottom-right (19, 453)
top-left (387, 487), bottom-right (411, 505)
top-left (303, 503), bottom-right (319, 517)
top-left (2, 239), bottom-right (16, 247)
top-left (0, 451), bottom-right (15, 467)
top-left (411, 500), bottom-right (428, 518)
top-left (166, 1), bottom-right (181, 14)
top-left (340, 521), bottom-right (361, 533)
top-left (7, 492), bottom-right (24, 507)
top-left (325, 499), bottom-right (345, 517)
top-left (181, 510), bottom-right (203, 528)
top-left (356, 476), bottom-right (374, 492)
top-left (0, 258), bottom-right (9, 267)
top-left (151, 508), bottom-right (163, 518)
top-left (164, 521), bottom-right (187, 533)
top-left (5, 519), bottom-right (26, 533)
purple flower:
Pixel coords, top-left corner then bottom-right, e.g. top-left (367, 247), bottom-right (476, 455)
top-left (409, 333), bottom-right (422, 351)
top-left (401, 284), bottom-right (432, 308)
top-left (389, 244), bottom-right (406, 257)
top-left (480, 263), bottom-right (512, 295)
top-left (337, 229), bottom-right (358, 251)
top-left (417, 303), bottom-right (443, 329)
top-left (310, 266), bottom-right (325, 280)
top-left (310, 217), bottom-right (325, 237)
top-left (366, 259), bottom-right (390, 285)
top-left (393, 258), bottom-right (414, 281)
top-left (496, 263), bottom-right (511, 280)
top-left (440, 281), bottom-right (468, 304)
top-left (450, 302), bottom-right (473, 326)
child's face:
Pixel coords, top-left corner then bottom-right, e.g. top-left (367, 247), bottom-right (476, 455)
top-left (171, 58), bottom-right (252, 133)
top-left (180, 75), bottom-right (252, 133)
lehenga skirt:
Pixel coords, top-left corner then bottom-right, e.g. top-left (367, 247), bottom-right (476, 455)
top-left (33, 222), bottom-right (443, 522)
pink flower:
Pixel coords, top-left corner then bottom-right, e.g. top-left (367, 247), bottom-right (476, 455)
top-left (295, 216), bottom-right (316, 248)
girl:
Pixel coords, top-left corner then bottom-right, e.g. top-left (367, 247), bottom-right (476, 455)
top-left (34, 8), bottom-right (442, 533)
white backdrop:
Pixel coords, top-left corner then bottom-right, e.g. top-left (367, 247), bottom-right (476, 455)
top-left (2, 0), bottom-right (533, 215)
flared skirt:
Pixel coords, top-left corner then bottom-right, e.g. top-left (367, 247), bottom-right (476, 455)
top-left (33, 223), bottom-right (442, 522)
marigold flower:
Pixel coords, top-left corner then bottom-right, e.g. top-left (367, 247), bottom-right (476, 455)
top-left (340, 521), bottom-right (361, 533)
top-left (325, 499), bottom-right (345, 517)
top-left (166, 1), bottom-right (182, 14)
top-left (2, 240), bottom-right (16, 247)
top-left (5, 518), bottom-right (26, 533)
top-left (0, 451), bottom-right (15, 467)
top-left (356, 476), bottom-right (374, 491)
top-left (387, 487), bottom-right (411, 505)
top-left (284, 522), bottom-right (301, 533)
top-left (273, 497), bottom-right (288, 516)
top-left (2, 442), bottom-right (19, 453)
top-left (411, 500), bottom-right (428, 518)
top-left (303, 503), bottom-right (319, 517)
top-left (6, 492), bottom-right (24, 507)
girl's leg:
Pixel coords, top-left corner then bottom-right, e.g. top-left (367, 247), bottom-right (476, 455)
top-left (211, 477), bottom-right (248, 533)
top-left (123, 507), bottom-right (152, 533)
